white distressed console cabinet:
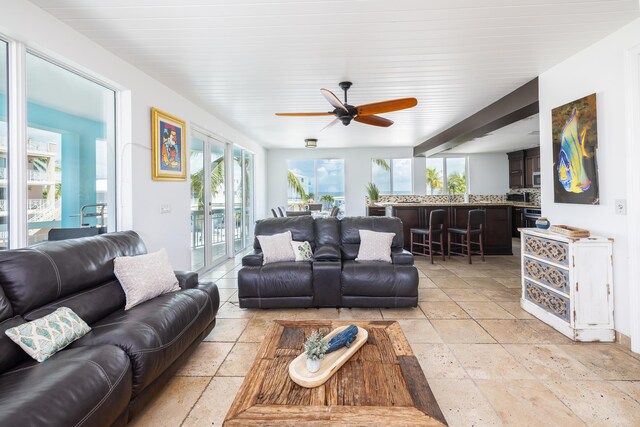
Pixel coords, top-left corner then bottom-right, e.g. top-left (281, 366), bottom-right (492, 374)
top-left (519, 228), bottom-right (614, 342)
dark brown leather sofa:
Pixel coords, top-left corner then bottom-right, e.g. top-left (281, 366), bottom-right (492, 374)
top-left (0, 231), bottom-right (219, 427)
top-left (238, 216), bottom-right (418, 309)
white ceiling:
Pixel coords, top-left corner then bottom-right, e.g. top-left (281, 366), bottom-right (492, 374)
top-left (448, 113), bottom-right (540, 154)
top-left (30, 0), bottom-right (639, 149)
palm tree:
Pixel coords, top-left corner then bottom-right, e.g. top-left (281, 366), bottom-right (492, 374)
top-left (319, 194), bottom-right (335, 209)
top-left (287, 170), bottom-right (307, 200)
top-left (426, 167), bottom-right (443, 195)
top-left (191, 155), bottom-right (225, 210)
top-left (372, 159), bottom-right (390, 171)
top-left (447, 172), bottom-right (467, 194)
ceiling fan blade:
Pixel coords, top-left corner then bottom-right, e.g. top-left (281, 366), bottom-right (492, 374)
top-left (320, 118), bottom-right (339, 132)
top-left (320, 88), bottom-right (348, 112)
top-left (356, 98), bottom-right (417, 116)
top-left (354, 115), bottom-right (394, 127)
top-left (275, 112), bottom-right (333, 116)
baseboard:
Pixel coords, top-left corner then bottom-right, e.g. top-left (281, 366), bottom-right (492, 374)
top-left (616, 330), bottom-right (632, 350)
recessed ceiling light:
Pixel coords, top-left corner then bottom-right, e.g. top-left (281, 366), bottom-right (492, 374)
top-left (305, 138), bottom-right (317, 148)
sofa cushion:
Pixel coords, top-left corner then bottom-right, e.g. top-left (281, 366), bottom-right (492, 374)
top-left (0, 287), bottom-right (12, 322)
top-left (114, 249), bottom-right (180, 310)
top-left (0, 231), bottom-right (146, 315)
top-left (238, 262), bottom-right (313, 299)
top-left (5, 307), bottom-right (91, 363)
top-left (0, 345), bottom-right (131, 427)
top-left (341, 260), bottom-right (419, 298)
top-left (0, 316), bottom-right (29, 374)
top-left (314, 217), bottom-right (340, 246)
top-left (69, 283), bottom-right (219, 396)
top-left (253, 216), bottom-right (315, 250)
top-left (340, 217), bottom-right (404, 247)
top-left (23, 279), bottom-right (126, 325)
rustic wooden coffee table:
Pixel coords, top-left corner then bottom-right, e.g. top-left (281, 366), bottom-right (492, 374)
top-left (224, 320), bottom-right (447, 426)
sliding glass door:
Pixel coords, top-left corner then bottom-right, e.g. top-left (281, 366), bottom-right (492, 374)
top-left (233, 146), bottom-right (254, 253)
top-left (190, 131), bottom-right (227, 271)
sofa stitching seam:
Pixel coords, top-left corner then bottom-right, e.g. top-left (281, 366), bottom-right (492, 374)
top-left (24, 280), bottom-right (120, 318)
top-left (74, 360), bottom-right (129, 427)
top-left (30, 248), bottom-right (62, 298)
top-left (129, 293), bottom-right (207, 354)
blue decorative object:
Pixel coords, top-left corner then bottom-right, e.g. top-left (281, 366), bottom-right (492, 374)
top-left (536, 217), bottom-right (551, 230)
top-left (326, 324), bottom-right (358, 353)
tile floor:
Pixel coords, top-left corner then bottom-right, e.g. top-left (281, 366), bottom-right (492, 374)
top-left (131, 244), bottom-right (640, 427)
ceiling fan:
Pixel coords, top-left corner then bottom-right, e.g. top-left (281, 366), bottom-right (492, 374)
top-left (275, 82), bottom-right (418, 131)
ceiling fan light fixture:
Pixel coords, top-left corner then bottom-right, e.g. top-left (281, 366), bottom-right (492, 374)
top-left (305, 138), bottom-right (318, 148)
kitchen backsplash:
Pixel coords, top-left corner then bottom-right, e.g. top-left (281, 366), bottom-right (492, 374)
top-left (367, 191), bottom-right (540, 206)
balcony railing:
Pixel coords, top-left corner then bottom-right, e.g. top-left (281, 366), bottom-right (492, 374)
top-left (190, 207), bottom-right (252, 250)
top-left (27, 169), bottom-right (61, 182)
top-left (27, 140), bottom-right (57, 154)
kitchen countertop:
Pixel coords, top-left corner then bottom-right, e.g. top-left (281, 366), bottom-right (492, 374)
top-left (372, 202), bottom-right (540, 208)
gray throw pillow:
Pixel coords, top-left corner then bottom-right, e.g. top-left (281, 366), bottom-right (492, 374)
top-left (355, 229), bottom-right (395, 263)
top-left (257, 231), bottom-right (295, 265)
top-left (114, 248), bottom-right (180, 310)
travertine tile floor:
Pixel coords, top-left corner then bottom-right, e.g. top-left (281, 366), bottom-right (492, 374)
top-left (131, 245), bottom-right (640, 427)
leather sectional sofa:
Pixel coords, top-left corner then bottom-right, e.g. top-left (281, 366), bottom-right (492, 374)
top-left (238, 216), bottom-right (418, 308)
top-left (0, 231), bottom-right (219, 427)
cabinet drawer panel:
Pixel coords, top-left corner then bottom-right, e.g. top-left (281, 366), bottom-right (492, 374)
top-left (523, 234), bottom-right (569, 266)
top-left (523, 257), bottom-right (569, 294)
top-left (524, 280), bottom-right (570, 322)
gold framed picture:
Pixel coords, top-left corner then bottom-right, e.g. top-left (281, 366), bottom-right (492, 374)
top-left (151, 107), bottom-right (186, 181)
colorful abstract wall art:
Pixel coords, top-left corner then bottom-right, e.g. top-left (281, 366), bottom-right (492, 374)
top-left (151, 108), bottom-right (186, 181)
top-left (551, 93), bottom-right (599, 205)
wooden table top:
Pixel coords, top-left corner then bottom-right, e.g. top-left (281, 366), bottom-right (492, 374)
top-left (224, 320), bottom-right (447, 426)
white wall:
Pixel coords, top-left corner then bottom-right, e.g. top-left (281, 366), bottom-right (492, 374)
top-left (0, 0), bottom-right (268, 270)
top-left (539, 17), bottom-right (640, 337)
top-left (267, 147), bottom-right (422, 217)
top-left (467, 153), bottom-right (509, 195)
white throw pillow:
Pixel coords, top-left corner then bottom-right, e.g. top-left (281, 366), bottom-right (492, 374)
top-left (291, 241), bottom-right (313, 261)
top-left (114, 248), bottom-right (180, 310)
top-left (355, 229), bottom-right (395, 263)
top-left (257, 231), bottom-right (295, 265)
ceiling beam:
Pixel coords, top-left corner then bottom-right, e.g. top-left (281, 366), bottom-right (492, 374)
top-left (413, 77), bottom-right (539, 157)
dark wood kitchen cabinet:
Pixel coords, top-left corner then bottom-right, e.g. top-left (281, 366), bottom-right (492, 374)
top-left (392, 206), bottom-right (421, 249)
top-left (383, 205), bottom-right (513, 255)
top-left (509, 147), bottom-right (540, 188)
top-left (366, 206), bottom-right (386, 216)
top-left (508, 150), bottom-right (526, 188)
top-left (524, 147), bottom-right (540, 188)
top-left (512, 207), bottom-right (524, 237)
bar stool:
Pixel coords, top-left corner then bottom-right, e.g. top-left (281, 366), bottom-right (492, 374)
top-left (448, 209), bottom-right (485, 264)
top-left (410, 209), bottom-right (446, 264)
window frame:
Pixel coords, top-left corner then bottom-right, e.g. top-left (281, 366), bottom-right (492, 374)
top-left (1, 34), bottom-right (121, 249)
top-left (371, 158), bottom-right (413, 195)
top-left (286, 158), bottom-right (345, 211)
top-left (426, 156), bottom-right (469, 195)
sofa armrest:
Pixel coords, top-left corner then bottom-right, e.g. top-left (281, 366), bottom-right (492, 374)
top-left (391, 248), bottom-right (414, 265)
top-left (242, 251), bottom-right (263, 267)
top-left (313, 244), bottom-right (341, 261)
top-left (174, 270), bottom-right (199, 289)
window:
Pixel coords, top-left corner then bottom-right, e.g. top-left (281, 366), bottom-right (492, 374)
top-left (25, 53), bottom-right (116, 245)
top-left (287, 159), bottom-right (345, 213)
top-left (371, 158), bottom-right (412, 195)
top-left (0, 41), bottom-right (7, 250)
top-left (426, 157), bottom-right (467, 195)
